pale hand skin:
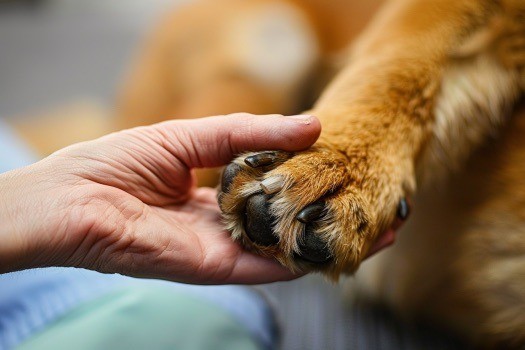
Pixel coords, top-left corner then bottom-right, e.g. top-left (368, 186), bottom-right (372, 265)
top-left (0, 113), bottom-right (321, 284)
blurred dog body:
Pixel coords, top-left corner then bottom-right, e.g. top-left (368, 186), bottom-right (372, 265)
top-left (116, 0), bottom-right (384, 186)
top-left (117, 0), bottom-right (525, 347)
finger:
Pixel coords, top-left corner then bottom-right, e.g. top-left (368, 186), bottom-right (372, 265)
top-left (155, 113), bottom-right (321, 168)
top-left (215, 252), bottom-right (305, 284)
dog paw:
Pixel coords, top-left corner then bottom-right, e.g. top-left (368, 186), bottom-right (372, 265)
top-left (218, 143), bottom-right (413, 278)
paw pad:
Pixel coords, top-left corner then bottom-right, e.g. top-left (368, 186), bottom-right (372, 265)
top-left (221, 163), bottom-right (242, 193)
top-left (296, 224), bottom-right (333, 264)
top-left (243, 193), bottom-right (279, 246)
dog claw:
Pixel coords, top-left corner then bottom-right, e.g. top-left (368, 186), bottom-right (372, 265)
top-left (244, 152), bottom-right (277, 168)
top-left (296, 225), bottom-right (333, 264)
top-left (296, 203), bottom-right (325, 223)
top-left (260, 176), bottom-right (285, 194)
top-left (397, 198), bottom-right (410, 220)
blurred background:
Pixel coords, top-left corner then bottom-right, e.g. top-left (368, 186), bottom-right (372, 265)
top-left (0, 1), bottom-right (463, 349)
top-left (0, 0), bottom-right (183, 154)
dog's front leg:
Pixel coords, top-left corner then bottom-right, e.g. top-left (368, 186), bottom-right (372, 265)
top-left (218, 0), bottom-right (524, 278)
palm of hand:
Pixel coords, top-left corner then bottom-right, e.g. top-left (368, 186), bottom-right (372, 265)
top-left (3, 114), bottom-right (319, 280)
top-left (46, 128), bottom-right (294, 284)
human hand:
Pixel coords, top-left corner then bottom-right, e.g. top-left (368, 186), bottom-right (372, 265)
top-left (0, 113), bottom-right (320, 284)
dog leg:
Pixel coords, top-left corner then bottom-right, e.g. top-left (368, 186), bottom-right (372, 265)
top-left (358, 104), bottom-right (525, 347)
top-left (219, 0), bottom-right (524, 278)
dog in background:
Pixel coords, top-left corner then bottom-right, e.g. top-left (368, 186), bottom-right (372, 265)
top-left (117, 0), bottom-right (525, 347)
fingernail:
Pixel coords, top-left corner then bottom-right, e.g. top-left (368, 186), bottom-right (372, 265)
top-left (287, 114), bottom-right (314, 124)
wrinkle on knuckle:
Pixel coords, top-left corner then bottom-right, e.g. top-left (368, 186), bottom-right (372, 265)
top-left (161, 122), bottom-right (205, 168)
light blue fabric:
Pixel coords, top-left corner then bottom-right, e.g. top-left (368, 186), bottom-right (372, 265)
top-left (0, 269), bottom-right (278, 350)
top-left (0, 268), bottom-right (120, 349)
top-left (0, 121), bottom-right (278, 350)
top-left (0, 119), bottom-right (38, 173)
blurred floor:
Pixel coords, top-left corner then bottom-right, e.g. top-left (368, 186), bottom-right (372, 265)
top-left (0, 2), bottom-right (462, 349)
top-left (259, 274), bottom-right (464, 350)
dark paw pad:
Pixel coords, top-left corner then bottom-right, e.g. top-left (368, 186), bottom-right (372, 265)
top-left (296, 225), bottom-right (332, 264)
top-left (244, 193), bottom-right (279, 246)
top-left (221, 163), bottom-right (242, 193)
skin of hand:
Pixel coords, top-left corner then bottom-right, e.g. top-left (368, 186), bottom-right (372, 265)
top-left (0, 113), bottom-right (321, 284)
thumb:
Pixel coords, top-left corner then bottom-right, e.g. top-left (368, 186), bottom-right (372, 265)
top-left (155, 113), bottom-right (321, 168)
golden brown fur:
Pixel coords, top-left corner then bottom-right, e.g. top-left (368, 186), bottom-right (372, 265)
top-left (118, 0), bottom-right (525, 347)
top-left (357, 104), bottom-right (525, 347)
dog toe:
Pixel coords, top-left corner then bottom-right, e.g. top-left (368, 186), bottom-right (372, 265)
top-left (221, 163), bottom-right (243, 193)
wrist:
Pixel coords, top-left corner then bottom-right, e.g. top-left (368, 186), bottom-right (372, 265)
top-left (0, 164), bottom-right (70, 273)
top-left (0, 169), bottom-right (34, 273)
